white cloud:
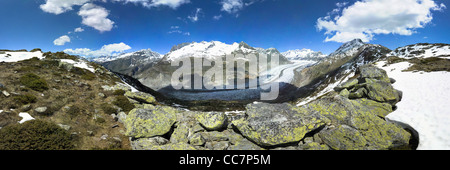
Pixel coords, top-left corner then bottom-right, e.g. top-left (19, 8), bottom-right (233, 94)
top-left (168, 26), bottom-right (190, 36)
top-left (220, 0), bottom-right (261, 14)
top-left (213, 15), bottom-right (223, 20)
top-left (113, 0), bottom-right (190, 9)
top-left (54, 35), bottom-right (71, 46)
top-left (40, 0), bottom-right (90, 15)
top-left (64, 42), bottom-right (132, 57)
top-left (74, 27), bottom-right (85, 32)
top-left (78, 3), bottom-right (115, 32)
top-left (188, 8), bottom-right (202, 22)
top-left (221, 0), bottom-right (244, 14)
top-left (317, 0), bottom-right (446, 43)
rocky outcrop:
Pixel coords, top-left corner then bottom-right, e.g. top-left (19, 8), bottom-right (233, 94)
top-left (120, 64), bottom-right (415, 150)
top-left (124, 106), bottom-right (178, 138)
top-left (232, 103), bottom-right (326, 147)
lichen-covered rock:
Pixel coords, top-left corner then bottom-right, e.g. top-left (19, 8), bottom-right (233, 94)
top-left (131, 137), bottom-right (169, 150)
top-left (170, 122), bottom-right (190, 144)
top-left (148, 143), bottom-right (196, 150)
top-left (365, 80), bottom-right (401, 105)
top-left (298, 142), bottom-right (330, 150)
top-left (232, 103), bottom-right (326, 147)
top-left (125, 91), bottom-right (156, 104)
top-left (357, 64), bottom-right (390, 83)
top-left (189, 133), bottom-right (206, 146)
top-left (348, 87), bottom-right (367, 99)
top-left (304, 95), bottom-right (411, 150)
top-left (228, 138), bottom-right (264, 150)
top-left (339, 88), bottom-right (350, 97)
top-left (335, 78), bottom-right (358, 92)
top-left (124, 106), bottom-right (178, 138)
top-left (196, 112), bottom-right (227, 131)
top-left (318, 125), bottom-right (367, 150)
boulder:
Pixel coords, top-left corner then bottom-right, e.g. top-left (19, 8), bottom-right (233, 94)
top-left (365, 80), bottom-right (401, 105)
top-left (196, 112), bottom-right (227, 131)
top-left (2, 90), bottom-right (10, 97)
top-left (232, 103), bottom-right (326, 147)
top-left (147, 143), bottom-right (196, 150)
top-left (334, 78), bottom-right (358, 92)
top-left (205, 141), bottom-right (230, 150)
top-left (357, 64), bottom-right (390, 83)
top-left (57, 124), bottom-right (71, 131)
top-left (125, 91), bottom-right (156, 104)
top-left (124, 106), bottom-right (178, 138)
top-left (131, 137), bottom-right (169, 150)
top-left (318, 125), bottom-right (367, 150)
top-left (117, 111), bottom-right (127, 124)
top-left (170, 123), bottom-right (190, 144)
top-left (348, 87), bottom-right (367, 99)
top-left (339, 88), bottom-right (350, 97)
top-left (228, 138), bottom-right (264, 150)
top-left (34, 107), bottom-right (48, 114)
top-left (189, 133), bottom-right (206, 146)
top-left (304, 95), bottom-right (411, 150)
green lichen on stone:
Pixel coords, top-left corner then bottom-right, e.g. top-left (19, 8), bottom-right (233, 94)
top-left (189, 133), bottom-right (206, 146)
top-left (124, 106), bottom-right (178, 138)
top-left (339, 88), bottom-right (350, 97)
top-left (232, 103), bottom-right (325, 147)
top-left (351, 98), bottom-right (392, 118)
top-left (149, 143), bottom-right (197, 150)
top-left (357, 64), bottom-right (391, 83)
top-left (170, 123), bottom-right (190, 144)
top-left (125, 91), bottom-right (156, 104)
top-left (365, 80), bottom-right (401, 104)
top-left (319, 125), bottom-right (367, 150)
top-left (196, 112), bottom-right (227, 131)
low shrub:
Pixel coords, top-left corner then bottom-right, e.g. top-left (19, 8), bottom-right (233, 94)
top-left (13, 94), bottom-right (37, 105)
top-left (0, 120), bottom-right (74, 150)
top-left (112, 89), bottom-right (126, 96)
top-left (67, 105), bottom-right (81, 118)
top-left (30, 48), bottom-right (42, 52)
top-left (70, 67), bottom-right (96, 80)
top-left (113, 96), bottom-right (134, 112)
top-left (101, 103), bottom-right (117, 114)
top-left (19, 73), bottom-right (49, 92)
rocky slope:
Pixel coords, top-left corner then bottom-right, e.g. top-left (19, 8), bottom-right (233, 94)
top-left (93, 49), bottom-right (162, 77)
top-left (282, 49), bottom-right (327, 62)
top-left (0, 50), bottom-right (137, 149)
top-left (4, 40), bottom-right (449, 150)
top-left (122, 64), bottom-right (416, 150)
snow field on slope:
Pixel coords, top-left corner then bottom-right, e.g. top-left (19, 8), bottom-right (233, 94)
top-left (0, 51), bottom-right (44, 62)
top-left (376, 61), bottom-right (450, 150)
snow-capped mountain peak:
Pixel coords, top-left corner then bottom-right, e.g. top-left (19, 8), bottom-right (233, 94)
top-left (388, 43), bottom-right (450, 59)
top-left (164, 41), bottom-right (257, 61)
top-left (282, 49), bottom-right (326, 62)
top-left (93, 49), bottom-right (161, 63)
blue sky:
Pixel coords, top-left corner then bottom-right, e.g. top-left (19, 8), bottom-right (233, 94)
top-left (0, 0), bottom-right (448, 56)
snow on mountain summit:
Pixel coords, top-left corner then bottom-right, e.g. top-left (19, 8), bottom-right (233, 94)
top-left (164, 41), bottom-right (257, 61)
top-left (282, 49), bottom-right (326, 62)
top-left (93, 49), bottom-right (161, 63)
top-left (388, 43), bottom-right (450, 59)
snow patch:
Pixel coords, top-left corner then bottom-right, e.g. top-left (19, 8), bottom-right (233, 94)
top-left (376, 61), bottom-right (450, 150)
top-left (296, 70), bottom-right (355, 106)
top-left (18, 112), bottom-right (35, 124)
top-left (60, 59), bottom-right (95, 73)
top-left (0, 51), bottom-right (44, 62)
